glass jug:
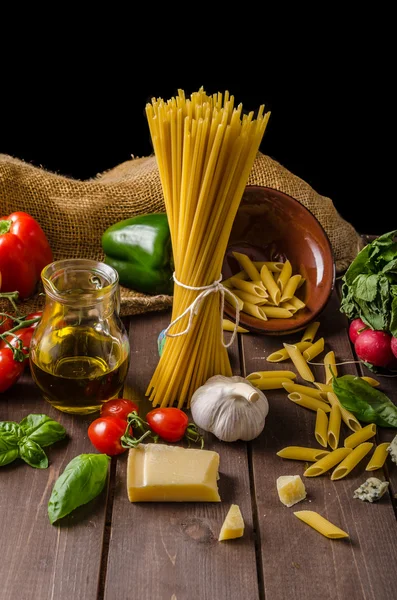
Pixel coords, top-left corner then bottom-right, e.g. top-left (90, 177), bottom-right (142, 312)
top-left (30, 259), bottom-right (130, 414)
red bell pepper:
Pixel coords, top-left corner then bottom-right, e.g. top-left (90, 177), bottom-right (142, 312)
top-left (0, 212), bottom-right (53, 299)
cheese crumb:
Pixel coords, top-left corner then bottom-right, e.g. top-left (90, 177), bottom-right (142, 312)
top-left (353, 477), bottom-right (389, 503)
top-left (218, 504), bottom-right (244, 541)
top-left (277, 475), bottom-right (307, 507)
top-left (387, 434), bottom-right (397, 465)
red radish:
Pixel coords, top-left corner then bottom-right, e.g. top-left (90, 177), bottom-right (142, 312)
top-left (354, 330), bottom-right (395, 368)
top-left (391, 337), bottom-right (397, 360)
top-left (348, 318), bottom-right (368, 344)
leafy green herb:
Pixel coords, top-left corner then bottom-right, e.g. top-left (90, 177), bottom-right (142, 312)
top-left (0, 414), bottom-right (66, 468)
top-left (333, 374), bottom-right (397, 428)
top-left (340, 230), bottom-right (397, 336)
top-left (48, 453), bottom-right (110, 525)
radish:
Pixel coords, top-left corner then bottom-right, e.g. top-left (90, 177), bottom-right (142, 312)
top-left (354, 330), bottom-right (395, 368)
top-left (348, 318), bottom-right (368, 344)
top-left (391, 337), bottom-right (397, 360)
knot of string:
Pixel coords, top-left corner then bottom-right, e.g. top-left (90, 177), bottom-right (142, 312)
top-left (162, 273), bottom-right (241, 348)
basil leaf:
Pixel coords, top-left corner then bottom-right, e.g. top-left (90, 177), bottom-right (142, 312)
top-left (333, 375), bottom-right (397, 428)
top-left (48, 453), bottom-right (110, 525)
top-left (19, 438), bottom-right (49, 469)
top-left (0, 422), bottom-right (22, 467)
top-left (19, 414), bottom-right (67, 447)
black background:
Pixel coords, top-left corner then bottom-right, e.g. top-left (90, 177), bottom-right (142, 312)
top-left (1, 31), bottom-right (393, 237)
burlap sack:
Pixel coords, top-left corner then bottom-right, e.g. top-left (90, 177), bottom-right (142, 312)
top-left (0, 151), bottom-right (363, 317)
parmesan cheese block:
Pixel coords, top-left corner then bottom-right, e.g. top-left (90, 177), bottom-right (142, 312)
top-left (218, 504), bottom-right (244, 541)
top-left (127, 443), bottom-right (221, 502)
top-left (277, 475), bottom-right (307, 507)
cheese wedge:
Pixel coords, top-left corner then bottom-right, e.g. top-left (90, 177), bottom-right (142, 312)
top-left (218, 504), bottom-right (244, 541)
top-left (277, 475), bottom-right (307, 507)
top-left (127, 443), bottom-right (221, 502)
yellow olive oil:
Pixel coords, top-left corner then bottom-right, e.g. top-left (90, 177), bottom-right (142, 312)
top-left (30, 326), bottom-right (130, 414)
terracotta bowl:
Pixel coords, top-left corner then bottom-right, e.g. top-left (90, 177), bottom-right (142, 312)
top-left (222, 185), bottom-right (335, 335)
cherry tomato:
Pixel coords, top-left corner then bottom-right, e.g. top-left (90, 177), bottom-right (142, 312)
top-left (88, 416), bottom-right (129, 456)
top-left (0, 315), bottom-right (13, 334)
top-left (101, 398), bottom-right (139, 420)
top-left (0, 312), bottom-right (42, 360)
top-left (146, 407), bottom-right (189, 443)
top-left (0, 347), bottom-right (25, 393)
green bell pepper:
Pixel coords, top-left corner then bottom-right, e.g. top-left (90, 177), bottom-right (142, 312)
top-left (101, 213), bottom-right (173, 295)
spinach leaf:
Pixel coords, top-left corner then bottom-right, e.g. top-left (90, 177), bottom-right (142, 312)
top-left (20, 414), bottom-right (66, 448)
top-left (19, 438), bottom-right (49, 469)
top-left (0, 422), bottom-right (22, 467)
top-left (48, 453), bottom-right (110, 525)
top-left (333, 374), bottom-right (397, 428)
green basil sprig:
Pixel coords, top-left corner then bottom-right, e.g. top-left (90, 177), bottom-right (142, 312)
top-left (48, 453), bottom-right (110, 525)
top-left (333, 374), bottom-right (397, 428)
top-left (0, 414), bottom-right (66, 469)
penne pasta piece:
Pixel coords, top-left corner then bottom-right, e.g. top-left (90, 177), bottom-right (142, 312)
top-left (261, 306), bottom-right (293, 319)
top-left (225, 293), bottom-right (244, 312)
top-left (327, 404), bottom-right (342, 450)
top-left (327, 392), bottom-right (362, 433)
top-left (231, 289), bottom-right (268, 306)
top-left (303, 447), bottom-right (353, 477)
top-left (324, 350), bottom-right (337, 385)
top-left (280, 301), bottom-right (299, 314)
top-left (288, 392), bottom-right (331, 413)
top-left (293, 511), bottom-right (349, 539)
top-left (282, 381), bottom-right (328, 402)
top-left (297, 276), bottom-right (306, 289)
top-left (366, 442), bottom-right (390, 471)
top-left (222, 319), bottom-right (249, 333)
top-left (229, 277), bottom-right (268, 297)
top-left (242, 302), bottom-right (268, 320)
top-left (288, 296), bottom-right (306, 311)
top-left (344, 423), bottom-right (377, 448)
top-left (260, 264), bottom-right (281, 305)
top-left (253, 261), bottom-right (284, 272)
top-left (283, 343), bottom-right (315, 382)
top-left (249, 377), bottom-right (293, 390)
top-left (280, 274), bottom-right (302, 302)
top-left (224, 270), bottom-right (249, 283)
top-left (313, 382), bottom-right (333, 392)
top-left (301, 321), bottom-right (320, 343)
top-left (266, 341), bottom-right (312, 363)
top-left (360, 376), bottom-right (380, 387)
top-left (331, 442), bottom-right (373, 481)
top-left (277, 260), bottom-right (292, 293)
top-left (247, 370), bottom-right (296, 380)
top-left (276, 446), bottom-right (330, 462)
top-left (315, 408), bottom-right (329, 448)
top-left (303, 338), bottom-right (325, 361)
top-left (232, 251), bottom-right (261, 281)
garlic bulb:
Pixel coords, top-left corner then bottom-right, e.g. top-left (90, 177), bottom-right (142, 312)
top-left (190, 374), bottom-right (269, 442)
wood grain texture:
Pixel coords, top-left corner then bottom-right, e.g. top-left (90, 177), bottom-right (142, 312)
top-left (103, 311), bottom-right (260, 600)
top-left (0, 369), bottom-right (108, 600)
top-left (245, 291), bottom-right (397, 600)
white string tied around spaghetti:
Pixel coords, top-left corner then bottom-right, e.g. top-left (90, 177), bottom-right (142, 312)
top-left (163, 273), bottom-right (241, 348)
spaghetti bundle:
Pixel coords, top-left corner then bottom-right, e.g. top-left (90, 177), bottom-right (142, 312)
top-left (145, 88), bottom-right (270, 408)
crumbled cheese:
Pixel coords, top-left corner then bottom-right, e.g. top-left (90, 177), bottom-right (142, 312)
top-left (353, 477), bottom-right (389, 503)
top-left (387, 434), bottom-right (397, 464)
top-left (277, 475), bottom-right (307, 507)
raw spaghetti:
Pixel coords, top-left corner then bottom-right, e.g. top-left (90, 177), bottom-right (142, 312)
top-left (145, 88), bottom-right (270, 408)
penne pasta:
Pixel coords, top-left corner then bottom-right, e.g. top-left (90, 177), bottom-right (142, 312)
top-left (288, 296), bottom-right (306, 311)
top-left (260, 264), bottom-right (281, 305)
top-left (276, 446), bottom-right (330, 462)
top-left (331, 442), bottom-right (373, 481)
top-left (266, 341), bottom-right (312, 363)
top-left (280, 301), bottom-right (299, 314)
top-left (276, 260), bottom-right (292, 293)
top-left (344, 423), bottom-right (377, 448)
top-left (242, 302), bottom-right (268, 320)
top-left (303, 338), bottom-right (325, 361)
top-left (303, 447), bottom-right (352, 477)
top-left (280, 274), bottom-right (302, 302)
top-left (360, 376), bottom-right (380, 387)
top-left (313, 382), bottom-right (333, 392)
top-left (288, 392), bottom-right (331, 413)
top-left (231, 289), bottom-right (269, 306)
top-left (301, 321), bottom-right (320, 344)
top-left (324, 350), bottom-right (337, 385)
top-left (253, 261), bottom-right (284, 272)
top-left (229, 277), bottom-right (268, 297)
top-left (283, 343), bottom-right (315, 382)
top-left (327, 392), bottom-right (362, 433)
top-left (366, 442), bottom-right (390, 471)
top-left (293, 511), bottom-right (349, 539)
top-left (222, 319), bottom-right (249, 333)
top-left (282, 381), bottom-right (328, 402)
top-left (247, 370), bottom-right (296, 380)
top-left (223, 270), bottom-right (249, 285)
top-left (249, 377), bottom-right (294, 390)
top-left (225, 293), bottom-right (244, 312)
top-left (327, 404), bottom-right (342, 450)
top-left (261, 306), bottom-right (293, 319)
top-left (232, 251), bottom-right (261, 281)
top-left (315, 408), bottom-right (329, 448)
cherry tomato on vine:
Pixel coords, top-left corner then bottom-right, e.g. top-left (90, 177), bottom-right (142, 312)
top-left (0, 316), bottom-right (13, 334)
top-left (100, 398), bottom-right (139, 421)
top-left (0, 347), bottom-right (25, 393)
top-left (146, 407), bottom-right (190, 443)
top-left (88, 416), bottom-right (129, 456)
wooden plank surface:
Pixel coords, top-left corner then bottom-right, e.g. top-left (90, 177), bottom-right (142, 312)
top-left (103, 310), bottom-right (260, 600)
top-left (244, 291), bottom-right (397, 600)
top-left (0, 368), bottom-right (108, 600)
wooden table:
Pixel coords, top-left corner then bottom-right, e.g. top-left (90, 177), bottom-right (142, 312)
top-left (1, 284), bottom-right (397, 600)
